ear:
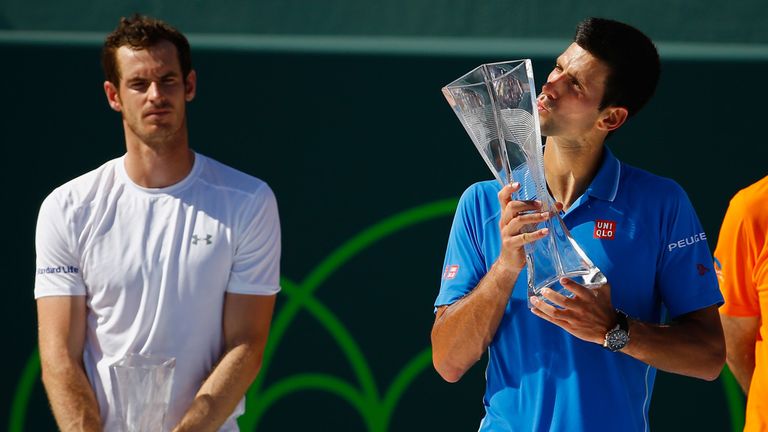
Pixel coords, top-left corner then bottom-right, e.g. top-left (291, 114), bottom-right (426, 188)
top-left (184, 70), bottom-right (197, 102)
top-left (597, 106), bottom-right (628, 132)
top-left (104, 81), bottom-right (122, 112)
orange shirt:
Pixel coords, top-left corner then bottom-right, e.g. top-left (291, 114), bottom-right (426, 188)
top-left (715, 175), bottom-right (768, 431)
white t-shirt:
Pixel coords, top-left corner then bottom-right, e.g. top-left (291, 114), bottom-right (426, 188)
top-left (34, 152), bottom-right (281, 431)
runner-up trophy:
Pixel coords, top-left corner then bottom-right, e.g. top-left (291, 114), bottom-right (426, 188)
top-left (111, 353), bottom-right (175, 432)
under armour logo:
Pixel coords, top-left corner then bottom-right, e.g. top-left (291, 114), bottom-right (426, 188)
top-left (191, 234), bottom-right (212, 245)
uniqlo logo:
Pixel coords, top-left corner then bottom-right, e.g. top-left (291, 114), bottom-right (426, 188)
top-left (443, 265), bottom-right (460, 280)
top-left (594, 220), bottom-right (616, 240)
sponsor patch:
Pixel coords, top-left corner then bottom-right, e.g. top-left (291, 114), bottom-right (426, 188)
top-left (593, 220), bottom-right (616, 240)
top-left (667, 232), bottom-right (707, 252)
top-left (36, 265), bottom-right (79, 275)
top-left (443, 265), bottom-right (459, 280)
top-left (713, 257), bottom-right (723, 282)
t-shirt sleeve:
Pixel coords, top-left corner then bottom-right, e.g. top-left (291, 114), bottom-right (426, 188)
top-left (34, 192), bottom-right (87, 298)
top-left (714, 190), bottom-right (760, 317)
top-left (656, 183), bottom-right (723, 319)
top-left (434, 185), bottom-right (489, 308)
top-left (227, 183), bottom-right (281, 295)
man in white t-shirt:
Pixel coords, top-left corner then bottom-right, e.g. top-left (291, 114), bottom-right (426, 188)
top-left (34, 15), bottom-right (280, 431)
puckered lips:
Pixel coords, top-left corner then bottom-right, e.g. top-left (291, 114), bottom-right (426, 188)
top-left (537, 95), bottom-right (553, 113)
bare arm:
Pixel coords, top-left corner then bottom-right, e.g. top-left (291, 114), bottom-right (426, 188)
top-left (431, 263), bottom-right (521, 382)
top-left (37, 296), bottom-right (102, 432)
top-left (720, 314), bottom-right (759, 392)
top-left (431, 183), bottom-right (558, 382)
top-left (621, 305), bottom-right (724, 380)
top-left (173, 293), bottom-right (276, 432)
top-left (531, 280), bottom-right (726, 381)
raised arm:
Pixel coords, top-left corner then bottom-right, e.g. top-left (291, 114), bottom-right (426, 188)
top-left (173, 293), bottom-right (276, 432)
top-left (37, 295), bottom-right (102, 431)
top-left (431, 182), bottom-right (559, 382)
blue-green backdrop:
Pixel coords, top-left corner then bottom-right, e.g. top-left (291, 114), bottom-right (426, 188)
top-left (3, 3), bottom-right (766, 431)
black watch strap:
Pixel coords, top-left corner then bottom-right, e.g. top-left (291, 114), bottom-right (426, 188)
top-left (603, 309), bottom-right (631, 352)
top-left (616, 309), bottom-right (629, 332)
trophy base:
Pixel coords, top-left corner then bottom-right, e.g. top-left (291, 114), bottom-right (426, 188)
top-left (527, 267), bottom-right (606, 309)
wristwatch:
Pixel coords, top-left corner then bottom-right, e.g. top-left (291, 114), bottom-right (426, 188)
top-left (603, 310), bottom-right (630, 352)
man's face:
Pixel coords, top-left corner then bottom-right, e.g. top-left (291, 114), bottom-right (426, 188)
top-left (105, 40), bottom-right (195, 147)
top-left (537, 43), bottom-right (611, 139)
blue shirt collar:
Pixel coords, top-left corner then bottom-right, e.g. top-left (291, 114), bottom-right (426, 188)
top-left (584, 146), bottom-right (621, 202)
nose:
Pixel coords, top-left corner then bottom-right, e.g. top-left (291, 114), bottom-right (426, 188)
top-left (147, 81), bottom-right (165, 103)
top-left (541, 71), bottom-right (565, 99)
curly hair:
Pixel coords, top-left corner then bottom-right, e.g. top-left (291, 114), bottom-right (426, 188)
top-left (101, 14), bottom-right (192, 86)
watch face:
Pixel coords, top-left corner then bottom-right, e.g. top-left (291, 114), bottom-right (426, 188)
top-left (606, 329), bottom-right (629, 351)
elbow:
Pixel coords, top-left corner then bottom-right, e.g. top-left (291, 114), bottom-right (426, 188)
top-left (700, 364), bottom-right (725, 382)
top-left (431, 337), bottom-right (472, 383)
top-left (699, 337), bottom-right (727, 382)
top-left (706, 346), bottom-right (727, 382)
top-left (432, 355), bottom-right (466, 383)
top-left (227, 342), bottom-right (265, 382)
top-left (244, 349), bottom-right (265, 381)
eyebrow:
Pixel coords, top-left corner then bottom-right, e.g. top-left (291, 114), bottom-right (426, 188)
top-left (159, 71), bottom-right (180, 79)
top-left (125, 71), bottom-right (179, 83)
top-left (556, 56), bottom-right (587, 90)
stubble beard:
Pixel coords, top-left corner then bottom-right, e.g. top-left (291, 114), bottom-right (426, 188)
top-left (125, 114), bottom-right (186, 151)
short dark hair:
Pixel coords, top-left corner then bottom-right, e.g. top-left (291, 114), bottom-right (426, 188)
top-left (574, 17), bottom-right (660, 117)
top-left (102, 14), bottom-right (192, 86)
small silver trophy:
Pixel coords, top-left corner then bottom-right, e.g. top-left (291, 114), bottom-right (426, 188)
top-left (442, 59), bottom-right (606, 302)
top-left (111, 353), bottom-right (176, 432)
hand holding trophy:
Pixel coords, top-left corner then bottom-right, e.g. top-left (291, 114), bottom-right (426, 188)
top-left (442, 60), bottom-right (606, 303)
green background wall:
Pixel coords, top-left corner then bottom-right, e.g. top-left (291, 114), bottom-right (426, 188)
top-left (2, 3), bottom-right (767, 431)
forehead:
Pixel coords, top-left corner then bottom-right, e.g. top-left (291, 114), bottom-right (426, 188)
top-left (558, 43), bottom-right (610, 87)
top-left (116, 40), bottom-right (181, 79)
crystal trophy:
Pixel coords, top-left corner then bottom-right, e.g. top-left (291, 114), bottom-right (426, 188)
top-left (111, 353), bottom-right (176, 432)
top-left (442, 59), bottom-right (606, 302)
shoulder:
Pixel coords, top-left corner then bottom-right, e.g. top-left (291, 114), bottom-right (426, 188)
top-left (731, 175), bottom-right (768, 208)
top-left (726, 175), bottom-right (768, 226)
top-left (459, 180), bottom-right (502, 205)
top-left (620, 163), bottom-right (686, 196)
top-left (195, 154), bottom-right (274, 201)
top-left (618, 162), bottom-right (691, 208)
top-left (41, 158), bottom-right (122, 215)
top-left (457, 180), bottom-right (503, 224)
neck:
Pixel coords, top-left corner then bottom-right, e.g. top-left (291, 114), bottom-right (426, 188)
top-left (123, 129), bottom-right (194, 188)
top-left (543, 136), bottom-right (605, 210)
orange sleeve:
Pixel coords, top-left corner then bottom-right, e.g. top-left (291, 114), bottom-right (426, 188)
top-left (714, 189), bottom-right (760, 317)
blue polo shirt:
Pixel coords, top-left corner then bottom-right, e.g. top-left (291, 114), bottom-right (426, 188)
top-left (435, 148), bottom-right (723, 432)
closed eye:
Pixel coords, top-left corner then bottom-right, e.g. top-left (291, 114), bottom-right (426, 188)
top-left (570, 77), bottom-right (582, 89)
top-left (127, 80), bottom-right (149, 91)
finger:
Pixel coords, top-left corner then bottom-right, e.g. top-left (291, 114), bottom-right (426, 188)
top-left (500, 199), bottom-right (543, 226)
top-left (539, 287), bottom-right (571, 309)
top-left (515, 228), bottom-right (550, 246)
top-left (497, 182), bottom-right (520, 210)
top-left (560, 278), bottom-right (597, 300)
top-left (507, 210), bottom-right (554, 233)
top-left (530, 306), bottom-right (571, 330)
top-left (529, 295), bottom-right (565, 320)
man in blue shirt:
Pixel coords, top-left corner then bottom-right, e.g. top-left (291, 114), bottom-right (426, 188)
top-left (431, 18), bottom-right (725, 432)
